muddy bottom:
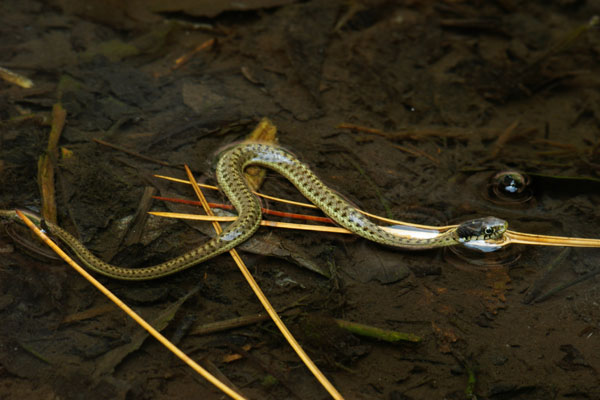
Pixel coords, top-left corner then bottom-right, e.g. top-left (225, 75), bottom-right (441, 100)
top-left (1, 1), bottom-right (600, 399)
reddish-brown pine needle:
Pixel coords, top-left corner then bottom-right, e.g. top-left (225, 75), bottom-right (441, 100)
top-left (152, 196), bottom-right (334, 224)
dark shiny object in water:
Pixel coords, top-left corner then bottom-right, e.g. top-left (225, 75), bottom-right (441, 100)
top-left (487, 171), bottom-right (533, 205)
top-left (495, 171), bottom-right (527, 194)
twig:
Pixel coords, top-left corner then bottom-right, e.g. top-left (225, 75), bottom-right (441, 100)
top-left (190, 313), bottom-right (270, 336)
top-left (191, 296), bottom-right (308, 337)
top-left (333, 319), bottom-right (421, 343)
top-left (337, 123), bottom-right (386, 136)
top-left (173, 38), bottom-right (215, 70)
top-left (122, 186), bottom-right (157, 246)
top-left (38, 103), bottom-right (66, 224)
top-left (391, 143), bottom-right (440, 165)
top-left (0, 66), bottom-right (34, 88)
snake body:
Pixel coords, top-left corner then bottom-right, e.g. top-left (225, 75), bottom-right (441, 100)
top-left (0, 143), bottom-right (507, 280)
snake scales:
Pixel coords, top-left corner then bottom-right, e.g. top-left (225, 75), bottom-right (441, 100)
top-left (0, 143), bottom-right (507, 280)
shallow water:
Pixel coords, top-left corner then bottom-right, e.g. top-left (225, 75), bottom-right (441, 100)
top-left (1, 1), bottom-right (599, 399)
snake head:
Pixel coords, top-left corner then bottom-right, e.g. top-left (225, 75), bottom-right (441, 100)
top-left (456, 216), bottom-right (508, 242)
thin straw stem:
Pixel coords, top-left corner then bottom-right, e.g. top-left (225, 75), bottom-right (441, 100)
top-left (183, 166), bottom-right (344, 400)
top-left (154, 174), bottom-right (458, 231)
top-left (505, 230), bottom-right (600, 247)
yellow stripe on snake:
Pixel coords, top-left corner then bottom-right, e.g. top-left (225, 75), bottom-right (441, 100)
top-left (0, 143), bottom-right (507, 280)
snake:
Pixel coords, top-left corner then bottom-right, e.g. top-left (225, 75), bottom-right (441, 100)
top-left (0, 143), bottom-right (508, 280)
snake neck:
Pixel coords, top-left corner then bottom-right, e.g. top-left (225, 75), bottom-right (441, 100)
top-left (224, 143), bottom-right (459, 249)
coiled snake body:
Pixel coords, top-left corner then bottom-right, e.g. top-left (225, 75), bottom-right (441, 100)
top-left (0, 143), bottom-right (507, 280)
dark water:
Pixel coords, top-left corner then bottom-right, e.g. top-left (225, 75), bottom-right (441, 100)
top-left (1, 1), bottom-right (599, 399)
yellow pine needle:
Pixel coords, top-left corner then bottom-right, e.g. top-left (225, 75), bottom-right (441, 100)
top-left (153, 174), bottom-right (459, 231)
top-left (151, 211), bottom-right (600, 249)
top-left (0, 66), bottom-right (34, 88)
top-left (149, 211), bottom-right (444, 240)
top-left (505, 230), bottom-right (600, 247)
top-left (148, 211), bottom-right (352, 234)
top-left (154, 174), bottom-right (319, 209)
top-left (15, 210), bottom-right (246, 400)
top-left (182, 165), bottom-right (344, 400)
top-left (156, 173), bottom-right (600, 248)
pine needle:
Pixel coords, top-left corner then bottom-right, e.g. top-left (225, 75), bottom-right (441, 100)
top-left (183, 165), bottom-right (344, 400)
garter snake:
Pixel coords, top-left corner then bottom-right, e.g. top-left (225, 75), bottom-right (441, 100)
top-left (0, 143), bottom-right (507, 280)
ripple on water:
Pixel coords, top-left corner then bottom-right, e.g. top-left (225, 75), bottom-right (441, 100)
top-left (445, 236), bottom-right (522, 271)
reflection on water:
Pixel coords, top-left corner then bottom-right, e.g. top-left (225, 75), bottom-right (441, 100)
top-left (445, 239), bottom-right (522, 270)
top-left (462, 239), bottom-right (504, 253)
top-left (387, 224), bottom-right (441, 239)
top-left (387, 222), bottom-right (523, 270)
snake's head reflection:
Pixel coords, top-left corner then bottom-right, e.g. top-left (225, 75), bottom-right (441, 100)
top-left (456, 217), bottom-right (508, 243)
